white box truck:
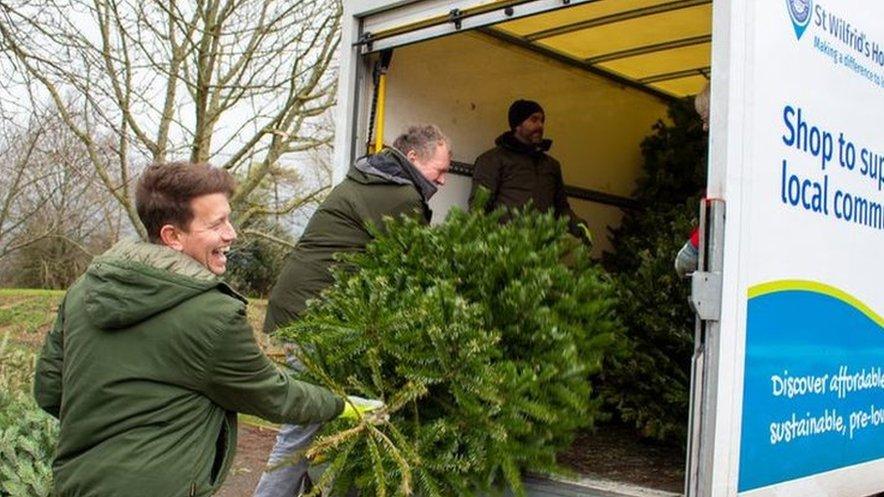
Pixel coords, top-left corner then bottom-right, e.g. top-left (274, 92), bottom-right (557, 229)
top-left (331, 1), bottom-right (884, 496)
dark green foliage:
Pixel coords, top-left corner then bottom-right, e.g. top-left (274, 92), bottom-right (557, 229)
top-left (629, 99), bottom-right (708, 208)
top-left (279, 202), bottom-right (622, 497)
top-left (598, 202), bottom-right (699, 443)
top-left (0, 337), bottom-right (57, 497)
top-left (600, 98), bottom-right (708, 444)
top-left (226, 221), bottom-right (297, 297)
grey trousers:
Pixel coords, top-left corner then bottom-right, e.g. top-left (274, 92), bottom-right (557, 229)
top-left (252, 422), bottom-right (323, 497)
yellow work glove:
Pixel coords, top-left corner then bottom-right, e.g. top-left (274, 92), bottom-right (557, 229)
top-left (340, 395), bottom-right (387, 422)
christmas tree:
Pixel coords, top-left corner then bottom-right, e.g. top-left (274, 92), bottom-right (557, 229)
top-left (279, 197), bottom-right (622, 496)
top-left (600, 98), bottom-right (708, 443)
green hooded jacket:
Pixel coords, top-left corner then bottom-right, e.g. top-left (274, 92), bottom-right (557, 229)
top-left (263, 148), bottom-right (434, 333)
top-left (34, 239), bottom-right (344, 497)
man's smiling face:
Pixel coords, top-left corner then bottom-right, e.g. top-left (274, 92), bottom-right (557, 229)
top-left (174, 193), bottom-right (237, 275)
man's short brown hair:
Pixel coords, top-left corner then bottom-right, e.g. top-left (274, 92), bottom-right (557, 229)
top-left (135, 162), bottom-right (236, 243)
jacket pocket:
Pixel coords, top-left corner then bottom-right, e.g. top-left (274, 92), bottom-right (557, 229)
top-left (209, 413), bottom-right (237, 489)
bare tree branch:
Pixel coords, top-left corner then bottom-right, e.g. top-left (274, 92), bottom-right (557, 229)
top-left (238, 182), bottom-right (330, 226)
top-left (241, 228), bottom-right (296, 250)
top-left (0, 0), bottom-right (340, 248)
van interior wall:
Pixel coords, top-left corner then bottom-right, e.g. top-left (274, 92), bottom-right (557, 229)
top-left (379, 31), bottom-right (670, 257)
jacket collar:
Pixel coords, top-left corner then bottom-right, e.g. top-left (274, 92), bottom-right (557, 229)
top-left (102, 238), bottom-right (220, 282)
top-left (352, 147), bottom-right (438, 202)
top-left (495, 131), bottom-right (553, 157)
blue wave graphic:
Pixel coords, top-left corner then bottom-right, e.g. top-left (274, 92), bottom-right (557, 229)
top-left (738, 289), bottom-right (884, 492)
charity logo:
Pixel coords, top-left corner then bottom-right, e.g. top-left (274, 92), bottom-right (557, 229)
top-left (787, 0), bottom-right (813, 40)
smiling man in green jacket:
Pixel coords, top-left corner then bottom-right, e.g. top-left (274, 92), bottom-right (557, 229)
top-left (33, 162), bottom-right (371, 496)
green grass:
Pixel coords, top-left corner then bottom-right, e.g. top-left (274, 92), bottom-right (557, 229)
top-left (0, 290), bottom-right (64, 351)
top-left (0, 288), bottom-right (65, 298)
top-left (239, 413), bottom-right (280, 431)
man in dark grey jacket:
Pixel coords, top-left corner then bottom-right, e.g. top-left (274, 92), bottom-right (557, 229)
top-left (470, 99), bottom-right (590, 244)
top-left (254, 124), bottom-right (450, 497)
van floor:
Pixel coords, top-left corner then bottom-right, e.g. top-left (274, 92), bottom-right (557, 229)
top-left (556, 424), bottom-right (685, 494)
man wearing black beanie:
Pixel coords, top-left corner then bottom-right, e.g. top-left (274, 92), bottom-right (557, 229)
top-left (469, 99), bottom-right (591, 244)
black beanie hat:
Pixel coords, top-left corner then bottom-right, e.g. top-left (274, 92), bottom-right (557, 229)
top-left (507, 99), bottom-right (544, 130)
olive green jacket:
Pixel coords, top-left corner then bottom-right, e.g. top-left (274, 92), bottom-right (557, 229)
top-left (34, 239), bottom-right (343, 497)
top-left (264, 148), bottom-right (433, 333)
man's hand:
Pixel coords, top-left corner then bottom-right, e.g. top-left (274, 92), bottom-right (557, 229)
top-left (340, 395), bottom-right (388, 423)
top-left (674, 240), bottom-right (699, 278)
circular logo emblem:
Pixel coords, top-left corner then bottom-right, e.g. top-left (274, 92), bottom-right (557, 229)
top-left (789, 0), bottom-right (811, 24)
